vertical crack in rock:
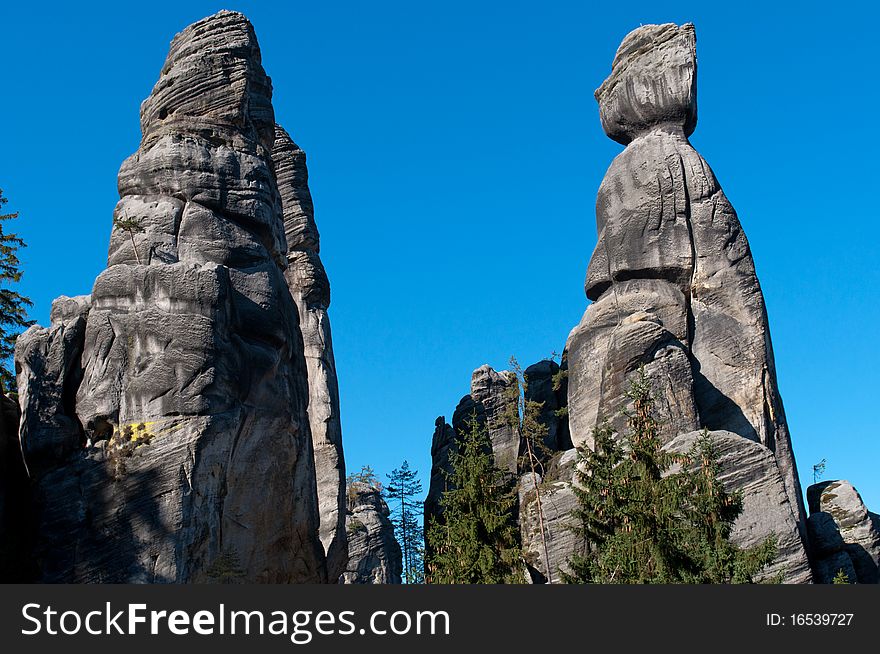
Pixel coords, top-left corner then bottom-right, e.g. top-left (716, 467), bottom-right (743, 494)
top-left (562, 23), bottom-right (811, 582)
top-left (272, 124), bottom-right (348, 581)
top-left (12, 10), bottom-right (328, 583)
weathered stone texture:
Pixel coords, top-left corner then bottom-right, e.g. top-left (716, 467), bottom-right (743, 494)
top-left (12, 11), bottom-right (329, 583)
top-left (426, 365), bottom-right (521, 527)
top-left (340, 482), bottom-right (402, 584)
top-left (273, 125), bottom-right (347, 582)
top-left (519, 449), bottom-right (583, 583)
top-left (453, 365), bottom-right (519, 474)
top-left (564, 23), bottom-right (809, 571)
top-left (807, 481), bottom-right (879, 584)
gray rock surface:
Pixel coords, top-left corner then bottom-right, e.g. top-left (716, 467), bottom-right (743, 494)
top-left (426, 365), bottom-right (520, 525)
top-left (273, 125), bottom-right (347, 582)
top-left (519, 449), bottom-right (583, 583)
top-left (340, 482), bottom-right (402, 584)
top-left (13, 11), bottom-right (328, 583)
top-left (15, 296), bottom-right (90, 477)
top-left (595, 22), bottom-right (697, 146)
top-left (807, 480), bottom-right (879, 583)
top-left (564, 23), bottom-right (809, 560)
top-left (664, 430), bottom-right (812, 584)
top-left (426, 365), bottom-right (521, 545)
top-left (452, 365), bottom-right (519, 474)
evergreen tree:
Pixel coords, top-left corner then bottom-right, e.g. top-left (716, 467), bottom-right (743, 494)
top-left (0, 188), bottom-right (33, 394)
top-left (385, 460), bottom-right (424, 584)
top-left (347, 465), bottom-right (381, 489)
top-left (425, 415), bottom-right (521, 583)
top-left (346, 465), bottom-right (382, 508)
top-left (205, 548), bottom-right (246, 584)
top-left (564, 369), bottom-right (778, 584)
top-left (832, 569), bottom-right (851, 584)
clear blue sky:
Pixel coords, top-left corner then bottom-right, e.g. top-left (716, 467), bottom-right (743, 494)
top-left (1, 1), bottom-right (877, 511)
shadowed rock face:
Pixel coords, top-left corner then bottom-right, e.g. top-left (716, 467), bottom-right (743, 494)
top-left (807, 481), bottom-right (880, 584)
top-left (425, 416), bottom-right (456, 533)
top-left (340, 482), bottom-right (402, 584)
top-left (564, 23), bottom-right (810, 571)
top-left (0, 393), bottom-right (30, 581)
top-left (12, 11), bottom-right (328, 583)
top-left (273, 125), bottom-right (348, 581)
top-left (523, 360), bottom-right (571, 453)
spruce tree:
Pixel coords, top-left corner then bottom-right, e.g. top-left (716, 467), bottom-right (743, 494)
top-left (565, 420), bottom-right (624, 583)
top-left (564, 369), bottom-right (778, 584)
top-left (0, 188), bottom-right (33, 394)
top-left (425, 415), bottom-right (521, 583)
top-left (347, 465), bottom-right (381, 488)
top-left (385, 460), bottom-right (425, 584)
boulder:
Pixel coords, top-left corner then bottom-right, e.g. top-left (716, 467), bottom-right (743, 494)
top-left (595, 23), bottom-right (697, 146)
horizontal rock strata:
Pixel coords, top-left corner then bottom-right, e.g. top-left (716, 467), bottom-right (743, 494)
top-left (563, 22), bottom-right (811, 578)
top-left (11, 11), bottom-right (329, 583)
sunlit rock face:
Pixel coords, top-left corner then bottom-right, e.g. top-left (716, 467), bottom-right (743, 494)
top-left (807, 480), bottom-right (879, 584)
top-left (273, 125), bottom-right (348, 582)
top-left (562, 23), bottom-right (811, 583)
top-left (13, 10), bottom-right (328, 583)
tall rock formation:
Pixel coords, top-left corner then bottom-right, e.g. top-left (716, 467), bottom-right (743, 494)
top-left (453, 365), bottom-right (519, 474)
top-left (272, 126), bottom-right (348, 581)
top-left (11, 11), bottom-right (330, 583)
top-left (427, 360), bottom-right (574, 580)
top-left (563, 23), bottom-right (811, 581)
top-left (425, 364), bottom-right (520, 530)
top-left (340, 482), bottom-right (402, 584)
top-left (807, 480), bottom-right (879, 584)
top-left (425, 416), bottom-right (456, 529)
